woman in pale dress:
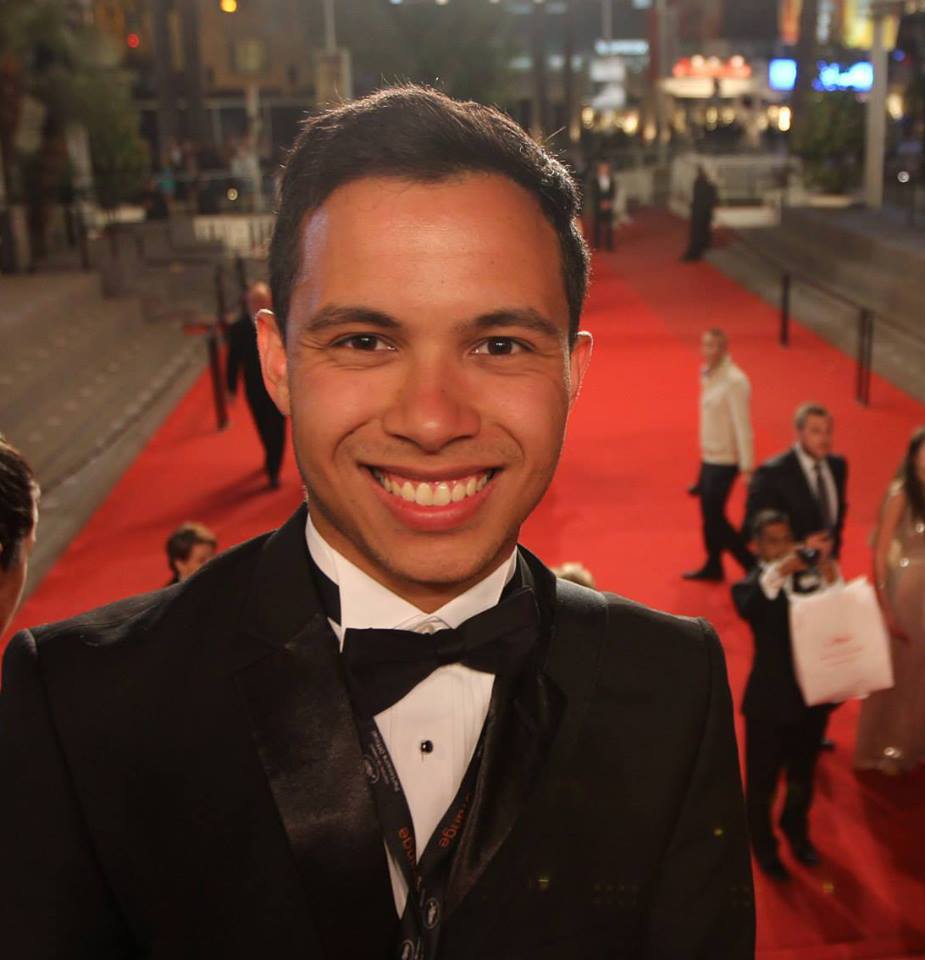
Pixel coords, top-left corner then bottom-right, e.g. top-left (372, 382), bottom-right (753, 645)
top-left (854, 426), bottom-right (925, 774)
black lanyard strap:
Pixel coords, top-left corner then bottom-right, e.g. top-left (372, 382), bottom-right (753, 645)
top-left (361, 719), bottom-right (485, 960)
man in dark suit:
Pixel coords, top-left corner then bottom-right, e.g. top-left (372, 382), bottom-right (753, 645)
top-left (745, 402), bottom-right (848, 560)
top-left (589, 160), bottom-right (616, 251)
top-left (0, 86), bottom-right (754, 959)
top-left (733, 510), bottom-right (839, 883)
top-left (226, 280), bottom-right (287, 488)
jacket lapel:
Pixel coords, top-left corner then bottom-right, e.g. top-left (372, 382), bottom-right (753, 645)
top-left (784, 450), bottom-right (823, 529)
top-left (231, 506), bottom-right (396, 958)
top-left (445, 549), bottom-right (607, 916)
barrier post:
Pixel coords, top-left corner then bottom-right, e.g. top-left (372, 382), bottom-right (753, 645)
top-left (856, 308), bottom-right (874, 406)
top-left (780, 272), bottom-right (791, 346)
top-left (209, 263), bottom-right (229, 430)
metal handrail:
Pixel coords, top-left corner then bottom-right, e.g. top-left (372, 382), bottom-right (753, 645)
top-left (727, 229), bottom-right (922, 407)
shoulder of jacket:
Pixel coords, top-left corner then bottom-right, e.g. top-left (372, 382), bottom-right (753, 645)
top-left (599, 591), bottom-right (714, 650)
top-left (27, 531), bottom-right (272, 656)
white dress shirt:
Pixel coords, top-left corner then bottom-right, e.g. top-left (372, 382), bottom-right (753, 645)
top-left (305, 514), bottom-right (517, 916)
top-left (793, 443), bottom-right (838, 526)
top-left (759, 557), bottom-right (842, 600)
top-left (700, 355), bottom-right (753, 471)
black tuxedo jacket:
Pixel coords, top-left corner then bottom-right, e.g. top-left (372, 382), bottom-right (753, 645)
top-left (0, 507), bottom-right (754, 959)
top-left (745, 449), bottom-right (848, 557)
top-left (732, 568), bottom-right (833, 726)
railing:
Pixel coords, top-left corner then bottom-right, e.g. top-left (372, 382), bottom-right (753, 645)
top-left (728, 231), bottom-right (913, 407)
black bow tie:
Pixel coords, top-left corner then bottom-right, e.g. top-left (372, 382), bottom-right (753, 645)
top-left (341, 587), bottom-right (539, 717)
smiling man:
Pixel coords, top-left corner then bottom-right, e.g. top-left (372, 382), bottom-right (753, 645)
top-left (0, 87), bottom-right (753, 959)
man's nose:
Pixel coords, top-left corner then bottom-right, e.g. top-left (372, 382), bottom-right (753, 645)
top-left (381, 357), bottom-right (480, 453)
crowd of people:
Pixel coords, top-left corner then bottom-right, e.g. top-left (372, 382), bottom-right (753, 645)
top-left (0, 84), bottom-right (922, 957)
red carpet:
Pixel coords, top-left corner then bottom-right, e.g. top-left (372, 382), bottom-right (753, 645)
top-left (8, 211), bottom-right (925, 957)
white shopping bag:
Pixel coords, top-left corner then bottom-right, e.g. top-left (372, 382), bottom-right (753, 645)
top-left (789, 576), bottom-right (894, 706)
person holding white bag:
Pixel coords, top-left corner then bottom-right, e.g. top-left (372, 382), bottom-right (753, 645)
top-left (733, 510), bottom-right (840, 883)
top-left (854, 426), bottom-right (925, 775)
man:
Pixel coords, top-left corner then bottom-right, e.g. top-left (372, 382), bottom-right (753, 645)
top-left (589, 159), bottom-right (615, 251)
top-left (0, 436), bottom-right (39, 640)
top-left (164, 521), bottom-right (217, 584)
top-left (745, 403), bottom-right (847, 752)
top-left (745, 403), bottom-right (848, 560)
top-left (733, 510), bottom-right (839, 882)
top-left (227, 280), bottom-right (288, 488)
top-left (0, 87), bottom-right (753, 959)
top-left (681, 165), bottom-right (718, 262)
top-left (684, 328), bottom-right (755, 581)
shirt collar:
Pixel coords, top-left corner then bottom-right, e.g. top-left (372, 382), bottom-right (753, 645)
top-left (702, 354), bottom-right (732, 380)
top-left (793, 441), bottom-right (824, 473)
top-left (304, 511), bottom-right (518, 637)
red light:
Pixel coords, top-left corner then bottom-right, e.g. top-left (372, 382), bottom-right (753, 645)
top-left (127, 32), bottom-right (140, 49)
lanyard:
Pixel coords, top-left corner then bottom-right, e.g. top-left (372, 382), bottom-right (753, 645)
top-left (360, 718), bottom-right (484, 960)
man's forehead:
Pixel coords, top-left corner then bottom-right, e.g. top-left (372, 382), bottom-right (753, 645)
top-left (296, 173), bottom-right (552, 254)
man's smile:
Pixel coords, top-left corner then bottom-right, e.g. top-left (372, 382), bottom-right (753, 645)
top-left (369, 467), bottom-right (497, 506)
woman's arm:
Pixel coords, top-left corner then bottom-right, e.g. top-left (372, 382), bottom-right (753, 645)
top-left (873, 485), bottom-right (907, 637)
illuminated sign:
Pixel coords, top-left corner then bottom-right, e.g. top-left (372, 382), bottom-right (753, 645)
top-left (672, 55), bottom-right (752, 80)
top-left (769, 58), bottom-right (874, 92)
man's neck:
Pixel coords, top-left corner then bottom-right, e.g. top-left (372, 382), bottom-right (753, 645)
top-left (308, 510), bottom-right (517, 614)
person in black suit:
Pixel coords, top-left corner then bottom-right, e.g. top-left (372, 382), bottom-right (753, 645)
top-left (733, 510), bottom-right (840, 883)
top-left (0, 86), bottom-right (754, 959)
top-left (226, 281), bottom-right (287, 488)
top-left (745, 402), bottom-right (848, 559)
top-left (681, 166), bottom-right (718, 262)
top-left (589, 160), bottom-right (616, 251)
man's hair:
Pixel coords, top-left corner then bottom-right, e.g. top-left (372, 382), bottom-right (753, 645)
top-left (269, 85), bottom-right (589, 344)
top-left (705, 327), bottom-right (727, 345)
top-left (901, 425), bottom-right (925, 523)
top-left (794, 402), bottom-right (831, 430)
top-left (751, 508), bottom-right (790, 541)
top-left (0, 436), bottom-right (38, 572)
top-left (165, 522), bottom-right (217, 574)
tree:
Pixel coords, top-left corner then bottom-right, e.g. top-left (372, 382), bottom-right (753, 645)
top-left (792, 91), bottom-right (866, 193)
top-left (76, 70), bottom-right (149, 213)
top-left (0, 0), bottom-right (147, 265)
top-left (339, 0), bottom-right (514, 108)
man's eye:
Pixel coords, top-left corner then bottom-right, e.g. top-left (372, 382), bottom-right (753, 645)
top-left (335, 334), bottom-right (392, 352)
top-left (473, 338), bottom-right (526, 357)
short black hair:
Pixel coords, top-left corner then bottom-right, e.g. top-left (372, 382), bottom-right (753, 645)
top-left (269, 84), bottom-right (589, 344)
top-left (165, 522), bottom-right (217, 575)
top-left (751, 509), bottom-right (791, 541)
top-left (0, 436), bottom-right (38, 572)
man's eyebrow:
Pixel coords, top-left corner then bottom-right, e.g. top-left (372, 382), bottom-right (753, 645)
top-left (468, 309), bottom-right (562, 340)
top-left (301, 305), bottom-right (401, 334)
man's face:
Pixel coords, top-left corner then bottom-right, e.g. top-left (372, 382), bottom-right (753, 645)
top-left (258, 174), bottom-right (591, 601)
top-left (176, 542), bottom-right (215, 581)
top-left (701, 333), bottom-right (725, 369)
top-left (756, 522), bottom-right (794, 562)
top-left (797, 413), bottom-right (833, 460)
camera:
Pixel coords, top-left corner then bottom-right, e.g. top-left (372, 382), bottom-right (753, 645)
top-left (796, 546), bottom-right (820, 565)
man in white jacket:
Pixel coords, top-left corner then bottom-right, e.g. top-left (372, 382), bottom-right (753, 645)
top-left (684, 329), bottom-right (755, 581)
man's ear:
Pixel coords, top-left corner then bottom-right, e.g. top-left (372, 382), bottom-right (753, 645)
top-left (568, 330), bottom-right (593, 408)
top-left (255, 309), bottom-right (291, 415)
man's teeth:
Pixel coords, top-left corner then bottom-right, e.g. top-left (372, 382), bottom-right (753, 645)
top-left (373, 471), bottom-right (491, 505)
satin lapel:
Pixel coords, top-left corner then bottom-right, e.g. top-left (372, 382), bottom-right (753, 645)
top-left (445, 549), bottom-right (607, 916)
top-left (232, 507), bottom-right (396, 958)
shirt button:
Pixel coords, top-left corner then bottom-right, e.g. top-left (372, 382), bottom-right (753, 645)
top-left (420, 740), bottom-right (434, 754)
